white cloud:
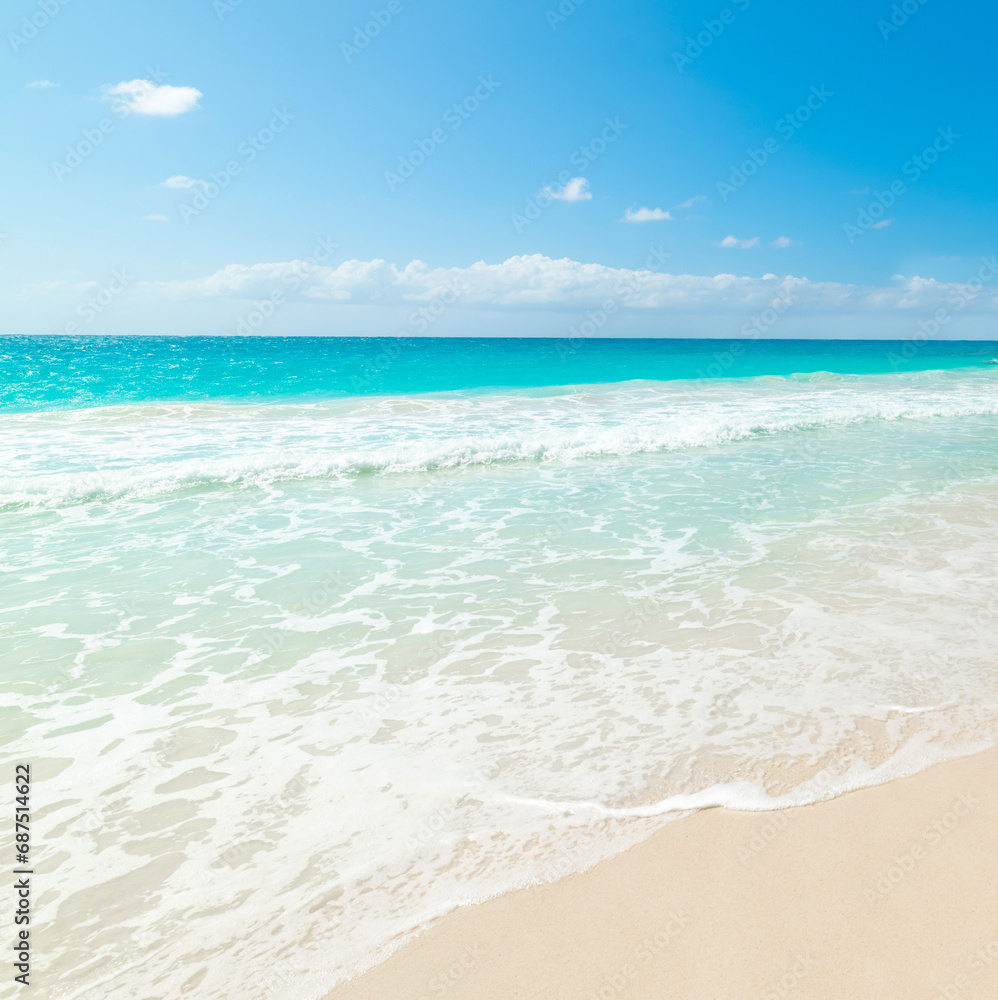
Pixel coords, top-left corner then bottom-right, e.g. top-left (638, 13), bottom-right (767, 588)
top-left (162, 175), bottom-right (203, 189)
top-left (718, 236), bottom-right (760, 249)
top-left (675, 195), bottom-right (707, 209)
top-left (545, 177), bottom-right (592, 202)
top-left (103, 80), bottom-right (202, 116)
top-left (143, 214), bottom-right (170, 222)
top-left (771, 236), bottom-right (793, 248)
top-left (26, 80), bottom-right (58, 88)
top-left (146, 253), bottom-right (998, 316)
top-left (623, 206), bottom-right (672, 223)
top-left (871, 219), bottom-right (895, 230)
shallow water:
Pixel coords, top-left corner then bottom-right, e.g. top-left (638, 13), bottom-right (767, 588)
top-left (3, 338), bottom-right (998, 999)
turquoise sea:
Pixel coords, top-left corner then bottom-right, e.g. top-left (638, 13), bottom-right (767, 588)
top-left (4, 336), bottom-right (998, 1000)
top-left (5, 335), bottom-right (998, 409)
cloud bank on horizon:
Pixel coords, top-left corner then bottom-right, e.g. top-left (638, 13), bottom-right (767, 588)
top-left (152, 252), bottom-right (998, 315)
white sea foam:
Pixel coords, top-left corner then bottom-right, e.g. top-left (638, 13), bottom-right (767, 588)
top-left (3, 369), bottom-right (998, 507)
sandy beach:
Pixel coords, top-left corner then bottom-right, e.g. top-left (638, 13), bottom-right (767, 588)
top-left (328, 747), bottom-right (998, 1000)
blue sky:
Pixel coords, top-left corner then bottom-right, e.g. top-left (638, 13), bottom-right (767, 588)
top-left (4, 0), bottom-right (997, 337)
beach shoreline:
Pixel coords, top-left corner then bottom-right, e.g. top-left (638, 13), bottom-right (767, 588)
top-left (327, 745), bottom-right (998, 1000)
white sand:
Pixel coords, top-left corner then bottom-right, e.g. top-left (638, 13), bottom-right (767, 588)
top-left (327, 747), bottom-right (998, 999)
